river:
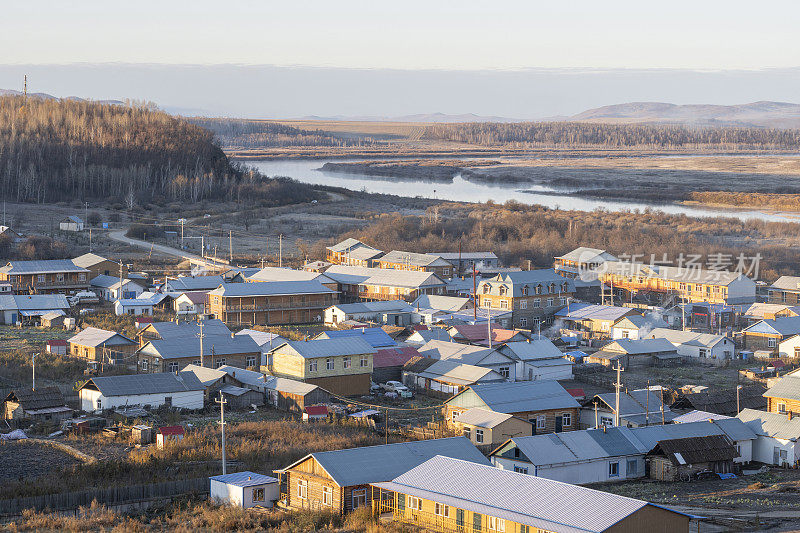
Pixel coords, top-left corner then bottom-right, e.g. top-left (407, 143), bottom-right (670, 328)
top-left (245, 159), bottom-right (799, 222)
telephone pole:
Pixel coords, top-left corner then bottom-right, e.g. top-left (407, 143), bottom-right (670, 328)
top-left (614, 361), bottom-right (623, 427)
top-left (198, 320), bottom-right (205, 367)
top-left (179, 218), bottom-right (185, 249)
top-left (229, 230), bottom-right (233, 262)
top-left (279, 234), bottom-right (283, 267)
top-left (31, 352), bottom-right (37, 390)
top-left (216, 392), bottom-right (227, 475)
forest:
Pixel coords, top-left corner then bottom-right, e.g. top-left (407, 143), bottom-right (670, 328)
top-left (0, 96), bottom-right (320, 205)
top-left (189, 118), bottom-right (378, 149)
top-left (422, 122), bottom-right (800, 150)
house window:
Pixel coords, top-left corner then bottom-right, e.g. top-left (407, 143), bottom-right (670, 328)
top-left (192, 360), bottom-right (201, 366)
top-left (513, 466), bottom-right (528, 474)
top-left (326, 358), bottom-right (334, 370)
top-left (559, 297), bottom-right (566, 306)
top-left (520, 318), bottom-right (527, 327)
top-left (141, 360), bottom-right (148, 372)
top-left (600, 415), bottom-right (613, 427)
top-left (215, 359), bottom-right (226, 368)
top-left (499, 366), bottom-right (510, 379)
top-left (443, 269), bottom-right (450, 277)
top-left (778, 402), bottom-right (787, 414)
top-left (297, 480), bottom-right (308, 500)
top-left (609, 461), bottom-right (620, 477)
top-left (451, 410), bottom-right (461, 422)
top-left (56, 273), bottom-right (64, 282)
top-left (795, 347), bottom-right (800, 359)
top-left (533, 299), bottom-right (541, 308)
top-left (522, 286), bottom-right (529, 296)
top-left (698, 348), bottom-right (707, 358)
top-left (322, 486), bottom-right (332, 506)
top-left (546, 298), bottom-right (554, 307)
top-left (475, 429), bottom-right (484, 443)
top-left (500, 300), bottom-right (508, 309)
top-left (488, 516), bottom-right (505, 532)
top-left (536, 416), bottom-right (546, 430)
top-left (96, 399), bottom-right (102, 409)
top-left (246, 356), bottom-right (257, 367)
top-left (463, 427), bottom-right (471, 440)
top-left (253, 487), bottom-right (265, 502)
top-left (483, 285), bottom-right (490, 294)
top-left (499, 287), bottom-right (507, 296)
top-left (360, 355), bottom-right (369, 367)
top-left (343, 356), bottom-right (351, 369)
top-left (309, 360), bottom-right (318, 372)
top-left (769, 338), bottom-right (777, 348)
top-left (352, 488), bottom-right (367, 509)
top-left (622, 330), bottom-right (629, 339)
top-left (434, 502), bottom-right (450, 517)
top-left (520, 300), bottom-right (527, 310)
top-left (627, 459), bottom-right (638, 475)
top-left (79, 273), bottom-right (86, 282)
top-left (37, 274), bottom-right (46, 283)
top-left (548, 283), bottom-right (556, 293)
top-left (168, 362), bottom-right (179, 372)
top-left (562, 412), bottom-right (572, 427)
top-left (535, 285), bottom-right (542, 295)
top-left (408, 496), bottom-right (423, 511)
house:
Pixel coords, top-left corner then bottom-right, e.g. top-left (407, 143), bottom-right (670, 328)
top-left (404, 328), bottom-right (453, 345)
top-left (453, 408), bottom-right (533, 448)
top-left (72, 253), bottom-right (123, 280)
top-left (477, 269), bottom-right (575, 330)
top-left (672, 410), bottom-right (732, 424)
top-left (411, 294), bottom-right (472, 312)
top-left (180, 364), bottom-right (247, 402)
top-left (2, 387), bottom-right (73, 423)
top-left (164, 275), bottom-right (227, 293)
top-left (377, 250), bottom-right (454, 279)
top-left (444, 381), bottom-right (580, 434)
top-left (428, 252), bottom-right (499, 276)
top-left (46, 339), bottom-right (67, 355)
top-left (404, 358), bottom-right (506, 396)
top-left (647, 434), bottom-right (737, 481)
top-left (0, 225), bottom-right (24, 243)
top-left (648, 328), bottom-right (735, 363)
top-left (157, 426), bottom-right (185, 448)
top-left (740, 316), bottom-right (800, 354)
top-left (174, 292), bottom-right (207, 315)
top-left (59, 215), bottom-right (84, 232)
top-left (738, 408), bottom-right (800, 466)
top-left (0, 294), bottom-right (70, 325)
top-left (114, 297), bottom-right (158, 316)
top-left (671, 386), bottom-right (767, 416)
top-left (417, 339), bottom-right (516, 380)
top-left (245, 267), bottom-right (337, 289)
top-left (778, 334), bottom-right (800, 359)
top-left (497, 339), bottom-right (574, 382)
top-left (315, 327), bottom-right (398, 349)
top-left (210, 472), bottom-right (279, 509)
top-left (41, 311), bottom-right (67, 328)
top-left (137, 318), bottom-right (231, 345)
top-left (743, 302), bottom-right (800, 324)
top-left (68, 327), bottom-right (137, 362)
top-left (78, 372), bottom-right (205, 412)
top-left (325, 238), bottom-right (384, 267)
top-left (372, 455), bottom-right (690, 533)
top-left (207, 280), bottom-right (337, 326)
top-left (553, 246), bottom-right (619, 279)
top-left (554, 304), bottom-right (641, 339)
top-left (324, 265), bottom-right (446, 303)
top-left (137, 334), bottom-right (262, 373)
top-left (373, 346), bottom-right (420, 383)
top-left (302, 260), bottom-right (332, 273)
top-left (446, 324), bottom-right (528, 346)
top-left (581, 389), bottom-right (674, 428)
top-left (90, 275), bottom-right (145, 301)
top-left (267, 337), bottom-right (376, 396)
top-left (598, 261), bottom-right (757, 306)
top-left (0, 259), bottom-right (90, 294)
top-left (769, 276), bottom-right (800, 305)
top-left (586, 338), bottom-right (680, 367)
top-left (324, 300), bottom-right (414, 327)
top-left (264, 376), bottom-right (331, 412)
top-left (275, 436), bottom-right (489, 514)
top-left (490, 418), bottom-right (756, 485)
top-left (611, 314), bottom-right (669, 340)
top-left (763, 370), bottom-right (800, 414)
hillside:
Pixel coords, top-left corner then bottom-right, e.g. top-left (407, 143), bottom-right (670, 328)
top-left (0, 96), bottom-right (320, 205)
top-left (569, 101), bottom-right (800, 128)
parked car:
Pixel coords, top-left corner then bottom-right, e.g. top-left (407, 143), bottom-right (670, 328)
top-left (382, 381), bottom-right (413, 398)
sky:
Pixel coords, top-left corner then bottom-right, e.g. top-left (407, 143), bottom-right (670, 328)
top-left (1, 1), bottom-right (799, 117)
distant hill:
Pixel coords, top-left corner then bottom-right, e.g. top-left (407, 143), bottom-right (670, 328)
top-left (567, 101), bottom-right (800, 128)
top-left (302, 112), bottom-right (523, 123)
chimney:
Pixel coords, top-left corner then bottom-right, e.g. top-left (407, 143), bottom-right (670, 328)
top-left (248, 476), bottom-right (251, 481)
top-left (526, 338), bottom-right (530, 343)
top-left (789, 411), bottom-right (794, 421)
top-left (231, 332), bottom-right (235, 339)
top-left (602, 425), bottom-right (606, 433)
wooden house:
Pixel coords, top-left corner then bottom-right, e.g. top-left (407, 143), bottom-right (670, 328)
top-left (2, 387), bottom-right (73, 423)
top-left (45, 339), bottom-right (67, 355)
top-left (0, 259), bottom-right (90, 294)
top-left (555, 304), bottom-right (641, 339)
top-left (769, 276), bottom-right (800, 305)
top-left (264, 376), bottom-right (331, 412)
top-left (137, 318), bottom-right (230, 346)
top-left (763, 370), bottom-right (800, 415)
top-left (59, 215), bottom-right (84, 232)
top-left (324, 265), bottom-right (446, 303)
top-left (0, 294), bottom-right (71, 325)
top-left (325, 238), bottom-right (384, 267)
top-left (586, 338), bottom-right (680, 368)
top-left (553, 246), bottom-right (618, 279)
top-left (371, 455), bottom-right (691, 533)
top-left (41, 311), bottom-right (67, 328)
top-left (275, 437), bottom-right (489, 514)
top-left (136, 334), bottom-right (262, 373)
top-left (245, 267), bottom-right (338, 290)
top-left (68, 327), bottom-right (137, 362)
top-left (444, 381), bottom-right (580, 434)
top-left (581, 389), bottom-right (675, 428)
top-left (267, 337), bottom-right (375, 396)
top-left (373, 346), bottom-right (420, 383)
top-left (647, 435), bottom-right (737, 481)
top-left (428, 252), bottom-right (498, 276)
top-left (377, 250), bottom-right (454, 279)
top-left (72, 253), bottom-right (126, 280)
top-left (416, 339), bottom-right (516, 380)
top-left (180, 364), bottom-right (248, 402)
top-left (403, 358), bottom-right (506, 397)
top-left (741, 316), bottom-right (800, 354)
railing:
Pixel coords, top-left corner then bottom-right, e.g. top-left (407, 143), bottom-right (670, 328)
top-left (372, 489), bottom-right (493, 533)
top-left (223, 302), bottom-right (332, 312)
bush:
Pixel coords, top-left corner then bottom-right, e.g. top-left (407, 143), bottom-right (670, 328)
top-left (87, 211), bottom-right (102, 227)
top-left (126, 224), bottom-right (165, 240)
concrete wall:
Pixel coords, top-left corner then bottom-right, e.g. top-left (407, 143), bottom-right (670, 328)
top-left (80, 388), bottom-right (204, 412)
top-left (751, 434), bottom-right (798, 466)
top-left (493, 455), bottom-right (645, 484)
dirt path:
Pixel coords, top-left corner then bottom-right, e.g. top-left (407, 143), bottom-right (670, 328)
top-left (107, 229), bottom-right (228, 270)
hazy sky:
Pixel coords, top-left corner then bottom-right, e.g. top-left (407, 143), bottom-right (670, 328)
top-left (4, 1), bottom-right (799, 70)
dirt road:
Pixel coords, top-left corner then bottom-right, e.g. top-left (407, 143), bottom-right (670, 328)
top-left (107, 230), bottom-right (228, 270)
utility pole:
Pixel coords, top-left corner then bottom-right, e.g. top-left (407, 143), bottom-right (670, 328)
top-left (614, 361), bottom-right (623, 427)
top-left (198, 320), bottom-right (205, 367)
top-left (472, 264), bottom-right (477, 321)
top-left (737, 384), bottom-right (742, 414)
top-left (31, 352), bottom-right (37, 391)
top-left (488, 315), bottom-right (493, 349)
top-left (384, 407), bottom-right (389, 445)
top-left (279, 234), bottom-right (283, 267)
top-left (201, 236), bottom-right (205, 258)
top-left (179, 218), bottom-right (185, 249)
top-left (84, 202), bottom-right (89, 225)
top-left (645, 379), bottom-right (650, 427)
top-left (229, 230), bottom-right (233, 262)
top-left (216, 392), bottom-right (227, 475)
top-left (118, 260), bottom-right (124, 302)
top-left (89, 228), bottom-right (92, 252)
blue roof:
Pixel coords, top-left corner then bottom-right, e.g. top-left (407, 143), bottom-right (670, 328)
top-left (209, 471), bottom-right (278, 488)
top-left (317, 327), bottom-right (397, 348)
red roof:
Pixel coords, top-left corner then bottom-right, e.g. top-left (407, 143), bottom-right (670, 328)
top-left (770, 360), bottom-right (787, 368)
top-left (136, 317), bottom-right (154, 326)
top-left (47, 339), bottom-right (68, 346)
top-left (158, 426), bottom-right (185, 436)
top-left (410, 324), bottom-right (428, 331)
top-left (374, 347), bottom-right (420, 368)
top-left (566, 388), bottom-right (585, 398)
top-left (304, 406), bottom-right (329, 416)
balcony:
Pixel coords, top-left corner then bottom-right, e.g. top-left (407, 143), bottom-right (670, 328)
top-left (222, 301), bottom-right (332, 312)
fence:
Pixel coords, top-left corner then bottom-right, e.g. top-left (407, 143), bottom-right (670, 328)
top-left (0, 477), bottom-right (208, 517)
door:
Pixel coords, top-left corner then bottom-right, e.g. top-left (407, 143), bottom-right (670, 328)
top-left (456, 508), bottom-right (465, 531)
top-left (473, 512), bottom-right (482, 532)
top-left (774, 446), bottom-right (781, 465)
top-left (555, 415), bottom-right (563, 433)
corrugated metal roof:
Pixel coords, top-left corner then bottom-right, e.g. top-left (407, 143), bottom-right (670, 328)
top-left (139, 334), bottom-right (261, 359)
top-left (411, 294), bottom-right (470, 312)
top-left (280, 436), bottom-right (489, 487)
top-left (591, 389), bottom-right (668, 418)
top-left (380, 250), bottom-right (451, 268)
top-left (555, 247), bottom-right (618, 263)
top-left (555, 303), bottom-right (636, 321)
top-left (464, 381), bottom-right (580, 413)
top-left (324, 265), bottom-right (446, 289)
top-left (432, 252), bottom-right (497, 261)
top-left (316, 327), bottom-right (398, 348)
top-left (603, 338), bottom-right (677, 355)
top-left (181, 364), bottom-right (228, 386)
top-left (374, 456), bottom-right (679, 533)
top-left (374, 347), bottom-right (420, 368)
top-left (771, 276), bottom-right (800, 291)
top-left (603, 261), bottom-right (747, 286)
top-left (744, 316), bottom-right (800, 336)
top-left (417, 360), bottom-right (503, 385)
top-left (649, 328), bottom-right (732, 349)
top-left (145, 319), bottom-right (230, 340)
top-left (68, 327), bottom-right (134, 348)
top-left (326, 238), bottom-right (379, 254)
top-left (209, 471), bottom-right (278, 488)
top-left (82, 371), bottom-right (204, 396)
top-left (330, 300), bottom-right (413, 314)
top-left (0, 259), bottom-right (89, 275)
top-left (235, 329), bottom-right (286, 348)
top-left (216, 365), bottom-right (268, 389)
top-left (246, 266), bottom-right (334, 284)
top-left (626, 418), bottom-right (757, 450)
top-left (498, 339), bottom-right (563, 361)
top-left (165, 275), bottom-right (225, 291)
top-left (417, 340), bottom-right (511, 367)
top-left (654, 434), bottom-right (737, 463)
top-left (0, 294), bottom-right (70, 311)
top-left (405, 329), bottom-right (453, 344)
top-left (764, 374), bottom-right (800, 401)
top-left (272, 337), bottom-right (376, 359)
top-left (72, 253), bottom-right (109, 268)
top-left (264, 375), bottom-right (319, 395)
top-left (737, 408), bottom-right (800, 440)
top-left (454, 407), bottom-right (515, 428)
top-left (209, 280), bottom-right (335, 297)
top-left (511, 427), bottom-right (638, 466)
top-left (479, 269), bottom-right (574, 298)
top-left (673, 410), bottom-right (732, 424)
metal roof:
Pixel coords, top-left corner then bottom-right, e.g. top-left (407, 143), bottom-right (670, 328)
top-left (411, 294), bottom-right (470, 312)
top-left (72, 253), bottom-right (109, 268)
top-left (737, 408), bottom-right (800, 440)
top-left (246, 266), bottom-right (334, 284)
top-left (271, 337), bottom-right (376, 359)
top-left (743, 316), bottom-right (800, 336)
top-left (672, 410), bottom-right (732, 424)
top-left (374, 347), bottom-right (420, 368)
top-left (330, 300), bottom-right (413, 314)
top-left (144, 319), bottom-right (230, 340)
top-left (209, 280), bottom-right (336, 297)
top-left (180, 364), bottom-right (229, 386)
top-left (209, 471), bottom-right (278, 488)
top-left (417, 340), bottom-right (511, 367)
top-left (139, 334), bottom-right (261, 359)
top-left (764, 374), bottom-right (800, 401)
top-left (498, 339), bottom-right (564, 361)
top-left (165, 275), bottom-right (225, 291)
top-left (648, 328), bottom-right (733, 349)
top-left (417, 360), bottom-right (504, 385)
top-left (626, 418), bottom-right (757, 449)
top-left (374, 456), bottom-right (683, 533)
top-left (454, 407), bottom-right (516, 428)
top-left (68, 327), bottom-right (134, 348)
top-left (602, 338), bottom-right (677, 355)
top-left (432, 252), bottom-right (498, 261)
top-left (326, 238), bottom-right (379, 254)
top-left (316, 327), bottom-right (398, 348)
top-left (216, 365), bottom-right (269, 389)
top-left (324, 265), bottom-right (446, 289)
top-left (555, 247), bottom-right (618, 263)
top-left (603, 261), bottom-right (749, 286)
top-left (380, 250), bottom-right (452, 268)
top-left (4, 387), bottom-right (67, 411)
top-left (479, 269), bottom-right (574, 297)
top-left (771, 276), bottom-right (800, 291)
top-left (590, 389), bottom-right (668, 417)
top-left (555, 303), bottom-right (637, 321)
top-left (264, 375), bottom-right (319, 395)
top-left (82, 371), bottom-right (204, 396)
top-left (279, 436), bottom-right (489, 487)
top-left (459, 381), bottom-right (580, 414)
top-left (405, 329), bottom-right (453, 344)
top-left (0, 259), bottom-right (89, 275)
top-left (0, 294), bottom-right (70, 311)
top-left (235, 329), bottom-right (286, 348)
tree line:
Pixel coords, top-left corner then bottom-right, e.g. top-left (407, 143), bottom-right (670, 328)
top-left (188, 118), bottom-right (378, 149)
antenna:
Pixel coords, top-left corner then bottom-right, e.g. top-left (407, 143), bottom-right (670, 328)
top-left (216, 392), bottom-right (227, 475)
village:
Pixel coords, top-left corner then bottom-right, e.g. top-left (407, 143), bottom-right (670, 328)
top-left (3, 221), bottom-right (800, 532)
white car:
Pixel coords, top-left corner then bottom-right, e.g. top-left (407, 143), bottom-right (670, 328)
top-left (382, 381), bottom-right (413, 398)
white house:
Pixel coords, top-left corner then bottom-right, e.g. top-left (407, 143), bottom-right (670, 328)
top-left (78, 372), bottom-right (204, 412)
top-left (209, 471), bottom-right (279, 508)
top-left (59, 215), bottom-right (84, 232)
top-left (778, 334), bottom-right (800, 359)
top-left (738, 408), bottom-right (800, 466)
top-left (114, 297), bottom-right (157, 316)
top-left (174, 292), bottom-right (207, 315)
top-left (323, 300), bottom-right (413, 327)
top-left (91, 275), bottom-right (145, 301)
top-left (496, 339), bottom-right (573, 382)
top-left (648, 328), bottom-right (736, 363)
top-left (611, 315), bottom-right (668, 340)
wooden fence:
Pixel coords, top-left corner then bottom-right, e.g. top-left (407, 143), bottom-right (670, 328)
top-left (0, 477), bottom-right (208, 517)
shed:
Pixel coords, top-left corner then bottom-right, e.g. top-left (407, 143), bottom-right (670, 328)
top-left (210, 471), bottom-right (279, 508)
top-left (647, 434), bottom-right (737, 481)
top-left (156, 425), bottom-right (185, 448)
top-left (453, 407), bottom-right (533, 448)
top-left (303, 405), bottom-right (329, 422)
top-left (219, 385), bottom-right (264, 409)
top-left (2, 387), bottom-right (73, 423)
top-left (59, 215), bottom-right (84, 232)
top-left (46, 339), bottom-right (68, 355)
top-left (131, 425), bottom-right (152, 445)
top-left (373, 346), bottom-right (420, 383)
top-left (264, 376), bottom-right (331, 412)
top-left (41, 311), bottom-right (67, 328)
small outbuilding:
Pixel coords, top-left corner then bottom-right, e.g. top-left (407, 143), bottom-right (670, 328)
top-left (219, 385), bottom-right (264, 409)
top-left (647, 434), bottom-right (738, 481)
top-left (59, 215), bottom-right (84, 232)
top-left (156, 425), bottom-right (185, 448)
top-left (209, 471), bottom-right (279, 508)
top-left (2, 387), bottom-right (73, 423)
top-left (303, 405), bottom-right (329, 422)
top-left (41, 311), bottom-right (67, 328)
top-left (46, 339), bottom-right (68, 355)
